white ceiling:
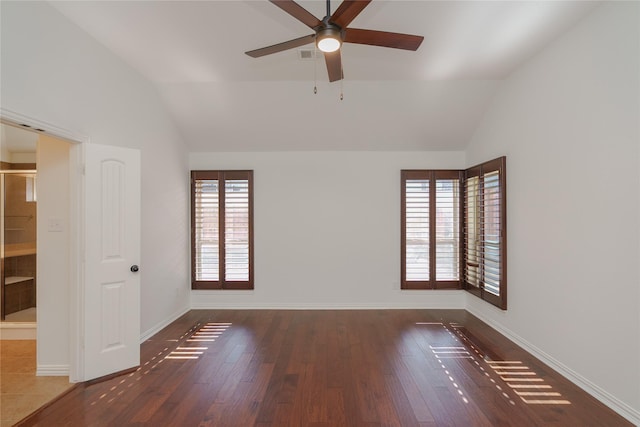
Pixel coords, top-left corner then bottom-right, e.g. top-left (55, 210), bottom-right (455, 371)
top-left (49, 0), bottom-right (599, 152)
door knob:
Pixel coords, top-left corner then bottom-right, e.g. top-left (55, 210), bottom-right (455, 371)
top-left (130, 265), bottom-right (139, 273)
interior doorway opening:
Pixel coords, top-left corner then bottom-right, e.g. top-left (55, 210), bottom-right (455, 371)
top-left (1, 123), bottom-right (38, 327)
top-left (1, 121), bottom-right (73, 355)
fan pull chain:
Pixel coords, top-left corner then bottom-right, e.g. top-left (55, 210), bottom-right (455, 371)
top-left (340, 75), bottom-right (344, 100)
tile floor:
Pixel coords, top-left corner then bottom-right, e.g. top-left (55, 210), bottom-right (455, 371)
top-left (0, 340), bottom-right (73, 426)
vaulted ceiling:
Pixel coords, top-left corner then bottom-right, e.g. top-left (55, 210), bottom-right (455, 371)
top-left (50, 1), bottom-right (598, 151)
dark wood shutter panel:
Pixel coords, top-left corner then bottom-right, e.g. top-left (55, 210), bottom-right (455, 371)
top-left (402, 170), bottom-right (462, 290)
top-left (191, 170), bottom-right (254, 290)
top-left (463, 157), bottom-right (506, 309)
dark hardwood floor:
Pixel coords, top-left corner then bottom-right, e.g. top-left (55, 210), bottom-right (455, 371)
top-left (18, 309), bottom-right (631, 426)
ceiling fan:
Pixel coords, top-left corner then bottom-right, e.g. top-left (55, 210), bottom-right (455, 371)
top-left (245, 0), bottom-right (424, 82)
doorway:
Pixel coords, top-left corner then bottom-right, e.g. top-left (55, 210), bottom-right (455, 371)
top-left (1, 123), bottom-right (38, 327)
top-left (0, 122), bottom-right (73, 353)
top-left (1, 111), bottom-right (142, 384)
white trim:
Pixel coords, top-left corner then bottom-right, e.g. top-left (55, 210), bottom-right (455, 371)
top-left (140, 306), bottom-right (190, 343)
top-left (36, 364), bottom-right (70, 377)
top-left (0, 322), bottom-right (37, 340)
top-left (69, 142), bottom-right (85, 383)
top-left (466, 304), bottom-right (640, 426)
top-left (0, 108), bottom-right (90, 144)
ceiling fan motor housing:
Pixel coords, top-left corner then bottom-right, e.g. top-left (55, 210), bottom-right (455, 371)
top-left (316, 23), bottom-right (343, 52)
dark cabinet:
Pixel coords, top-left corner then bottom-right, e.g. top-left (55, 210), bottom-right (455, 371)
top-left (2, 245), bottom-right (36, 317)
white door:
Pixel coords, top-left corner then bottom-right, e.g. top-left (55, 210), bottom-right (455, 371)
top-left (83, 143), bottom-right (141, 380)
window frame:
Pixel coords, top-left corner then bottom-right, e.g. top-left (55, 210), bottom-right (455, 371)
top-left (401, 169), bottom-right (464, 290)
top-left (463, 157), bottom-right (507, 309)
top-left (401, 157), bottom-right (507, 310)
top-left (191, 170), bottom-right (254, 290)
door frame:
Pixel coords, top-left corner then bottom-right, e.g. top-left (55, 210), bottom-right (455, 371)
top-left (1, 108), bottom-right (89, 382)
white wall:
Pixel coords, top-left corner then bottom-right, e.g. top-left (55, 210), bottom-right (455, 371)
top-left (0, 125), bottom-right (8, 161)
top-left (36, 135), bottom-right (70, 374)
top-left (465, 2), bottom-right (640, 422)
top-left (10, 152), bottom-right (37, 164)
top-left (1, 1), bottom-right (191, 362)
top-left (190, 151), bottom-right (467, 309)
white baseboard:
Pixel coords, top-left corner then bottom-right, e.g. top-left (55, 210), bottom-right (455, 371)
top-left (0, 322), bottom-right (37, 340)
top-left (466, 306), bottom-right (640, 426)
top-left (37, 364), bottom-right (70, 376)
top-left (139, 305), bottom-right (190, 343)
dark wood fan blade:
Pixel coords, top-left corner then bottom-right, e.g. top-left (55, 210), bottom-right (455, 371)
top-left (344, 28), bottom-right (424, 50)
top-left (245, 34), bottom-right (315, 58)
top-left (270, 0), bottom-right (322, 29)
top-left (331, 0), bottom-right (371, 28)
top-left (324, 50), bottom-right (343, 82)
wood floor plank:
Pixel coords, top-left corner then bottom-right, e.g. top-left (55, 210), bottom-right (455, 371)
top-left (389, 355), bottom-right (436, 423)
top-left (16, 309), bottom-right (633, 427)
top-left (254, 344), bottom-right (296, 423)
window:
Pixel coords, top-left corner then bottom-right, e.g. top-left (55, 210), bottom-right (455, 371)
top-left (464, 157), bottom-right (507, 309)
top-left (401, 157), bottom-right (507, 310)
top-left (401, 170), bottom-right (463, 290)
top-left (191, 170), bottom-right (254, 290)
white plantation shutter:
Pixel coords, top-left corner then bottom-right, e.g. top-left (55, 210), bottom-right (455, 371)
top-left (402, 170), bottom-right (462, 289)
top-left (224, 179), bottom-right (250, 282)
top-left (483, 170), bottom-right (501, 296)
top-left (435, 178), bottom-right (460, 281)
top-left (464, 175), bottom-right (480, 289)
top-left (194, 179), bottom-right (220, 281)
top-left (405, 178), bottom-right (430, 282)
top-left (191, 171), bottom-right (253, 290)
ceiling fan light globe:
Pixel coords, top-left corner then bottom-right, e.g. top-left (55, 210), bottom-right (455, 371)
top-left (316, 27), bottom-right (342, 53)
top-left (317, 37), bottom-right (341, 52)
